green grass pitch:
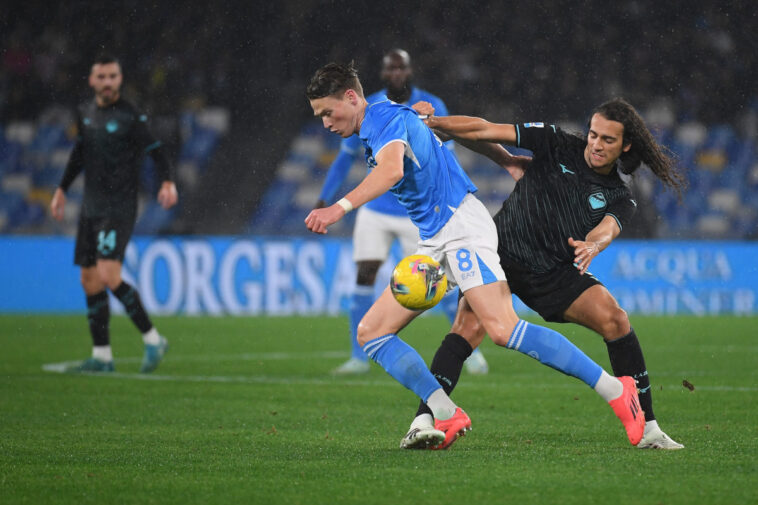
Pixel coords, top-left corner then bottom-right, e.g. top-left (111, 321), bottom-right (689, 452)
top-left (1, 314), bottom-right (756, 505)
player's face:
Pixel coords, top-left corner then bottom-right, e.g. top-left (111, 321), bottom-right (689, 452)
top-left (381, 54), bottom-right (412, 94)
top-left (89, 62), bottom-right (123, 106)
top-left (310, 92), bottom-right (360, 138)
top-left (584, 113), bottom-right (631, 173)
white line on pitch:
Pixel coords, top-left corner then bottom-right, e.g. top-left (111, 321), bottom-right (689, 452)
top-left (40, 360), bottom-right (757, 392)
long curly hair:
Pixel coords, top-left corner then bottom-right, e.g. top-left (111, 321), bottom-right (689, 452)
top-left (592, 98), bottom-right (687, 198)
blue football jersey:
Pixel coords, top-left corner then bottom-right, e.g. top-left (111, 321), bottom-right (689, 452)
top-left (318, 87), bottom-right (453, 217)
top-left (359, 99), bottom-right (477, 239)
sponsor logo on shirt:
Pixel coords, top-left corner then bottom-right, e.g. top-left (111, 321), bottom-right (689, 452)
top-left (559, 163), bottom-right (575, 175)
top-left (524, 122), bottom-right (544, 128)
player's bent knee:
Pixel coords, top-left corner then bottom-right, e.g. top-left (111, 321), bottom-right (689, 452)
top-left (356, 322), bottom-right (374, 348)
top-left (602, 307), bottom-right (630, 339)
top-left (479, 315), bottom-right (519, 347)
top-left (489, 332), bottom-right (511, 347)
top-left (481, 320), bottom-right (515, 347)
top-left (80, 268), bottom-right (104, 294)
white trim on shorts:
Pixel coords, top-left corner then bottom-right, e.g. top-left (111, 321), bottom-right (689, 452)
top-left (414, 193), bottom-right (506, 292)
top-left (352, 206), bottom-right (419, 262)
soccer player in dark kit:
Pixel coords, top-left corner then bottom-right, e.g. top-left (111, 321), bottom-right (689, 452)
top-left (404, 98), bottom-right (687, 449)
top-left (306, 62), bottom-right (645, 451)
top-left (50, 54), bottom-right (178, 373)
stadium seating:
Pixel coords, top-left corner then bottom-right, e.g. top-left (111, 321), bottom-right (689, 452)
top-left (0, 108), bottom-right (227, 234)
top-left (250, 120), bottom-right (758, 239)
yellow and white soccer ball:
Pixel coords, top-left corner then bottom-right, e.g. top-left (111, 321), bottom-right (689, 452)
top-left (390, 254), bottom-right (448, 311)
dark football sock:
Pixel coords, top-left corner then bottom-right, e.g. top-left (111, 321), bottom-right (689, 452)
top-left (86, 291), bottom-right (110, 347)
top-left (606, 328), bottom-right (655, 422)
top-left (112, 281), bottom-right (153, 333)
top-left (416, 333), bottom-right (473, 418)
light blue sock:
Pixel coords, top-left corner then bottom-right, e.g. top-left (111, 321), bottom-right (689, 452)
top-left (441, 288), bottom-right (484, 358)
top-left (507, 320), bottom-right (603, 387)
top-left (349, 286), bottom-right (374, 361)
top-left (363, 334), bottom-right (441, 402)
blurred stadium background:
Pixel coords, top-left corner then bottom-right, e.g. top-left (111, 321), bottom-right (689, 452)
top-left (1, 1), bottom-right (756, 314)
top-left (3, 4), bottom-right (758, 505)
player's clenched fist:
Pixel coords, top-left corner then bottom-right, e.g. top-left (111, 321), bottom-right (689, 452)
top-left (305, 204), bottom-right (345, 234)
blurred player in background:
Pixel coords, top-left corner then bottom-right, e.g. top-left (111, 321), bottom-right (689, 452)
top-left (50, 54), bottom-right (178, 373)
top-left (305, 62), bottom-right (645, 450)
top-left (318, 49), bottom-right (489, 376)
top-left (408, 98), bottom-right (686, 449)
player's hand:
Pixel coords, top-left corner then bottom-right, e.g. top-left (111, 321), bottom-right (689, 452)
top-left (501, 154), bottom-right (531, 182)
top-left (304, 204), bottom-right (345, 234)
top-left (314, 199), bottom-right (327, 210)
top-left (157, 181), bottom-right (178, 209)
top-left (50, 187), bottom-right (66, 221)
top-left (568, 237), bottom-right (599, 275)
top-left (411, 101), bottom-right (435, 117)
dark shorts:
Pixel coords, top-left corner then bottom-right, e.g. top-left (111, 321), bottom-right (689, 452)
top-left (74, 215), bottom-right (135, 267)
top-left (501, 256), bottom-right (602, 323)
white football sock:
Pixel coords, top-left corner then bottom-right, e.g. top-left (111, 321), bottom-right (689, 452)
top-left (644, 419), bottom-right (660, 435)
top-left (92, 345), bottom-right (113, 362)
top-left (426, 389), bottom-right (456, 421)
top-left (142, 327), bottom-right (160, 345)
top-left (594, 370), bottom-right (624, 402)
top-left (410, 413), bottom-right (434, 430)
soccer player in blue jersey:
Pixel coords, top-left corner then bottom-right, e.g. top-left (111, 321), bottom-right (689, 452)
top-left (316, 49), bottom-right (488, 376)
top-left (305, 62), bottom-right (645, 449)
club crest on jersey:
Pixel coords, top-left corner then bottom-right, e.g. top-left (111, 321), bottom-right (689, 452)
top-left (106, 120), bottom-right (119, 133)
top-left (588, 192), bottom-right (607, 210)
top-left (524, 122), bottom-right (544, 128)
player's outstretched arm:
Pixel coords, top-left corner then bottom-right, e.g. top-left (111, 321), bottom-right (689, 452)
top-left (426, 115), bottom-right (518, 145)
top-left (568, 216), bottom-right (621, 274)
top-left (305, 141), bottom-right (405, 234)
top-left (449, 137), bottom-right (529, 182)
top-left (413, 101), bottom-right (528, 180)
top-left (157, 181), bottom-right (178, 209)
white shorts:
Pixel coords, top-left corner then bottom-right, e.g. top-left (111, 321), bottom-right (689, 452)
top-left (352, 206), bottom-right (419, 262)
top-left (415, 193), bottom-right (506, 292)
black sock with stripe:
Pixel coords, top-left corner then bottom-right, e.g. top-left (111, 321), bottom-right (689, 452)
top-left (415, 333), bottom-right (473, 418)
top-left (112, 281), bottom-right (153, 333)
top-left (86, 291), bottom-right (110, 347)
top-left (605, 328), bottom-right (655, 422)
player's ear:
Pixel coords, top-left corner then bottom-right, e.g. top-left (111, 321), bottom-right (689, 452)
top-left (345, 89), bottom-right (358, 105)
top-left (622, 142), bottom-right (632, 153)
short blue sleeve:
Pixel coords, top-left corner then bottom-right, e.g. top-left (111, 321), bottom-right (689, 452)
top-left (368, 114), bottom-right (409, 156)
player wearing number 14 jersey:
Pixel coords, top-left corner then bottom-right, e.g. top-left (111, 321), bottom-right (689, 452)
top-left (50, 55), bottom-right (178, 374)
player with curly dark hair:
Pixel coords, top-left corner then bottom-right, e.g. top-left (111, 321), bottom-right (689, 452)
top-left (306, 63), bottom-right (646, 450)
top-left (407, 97), bottom-right (686, 449)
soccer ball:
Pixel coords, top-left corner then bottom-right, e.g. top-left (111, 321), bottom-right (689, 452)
top-left (390, 254), bottom-right (448, 311)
